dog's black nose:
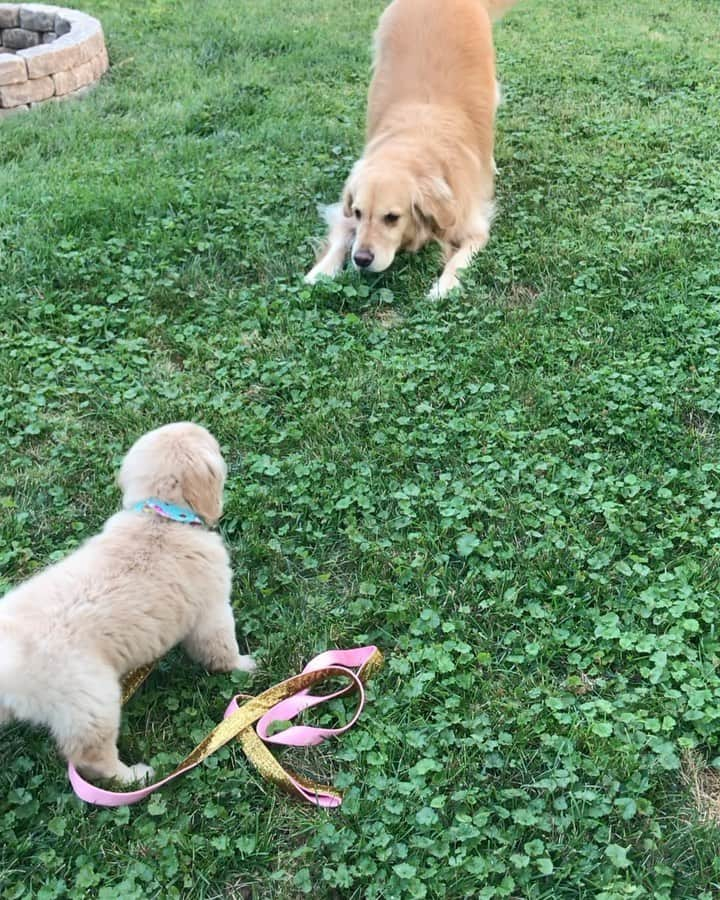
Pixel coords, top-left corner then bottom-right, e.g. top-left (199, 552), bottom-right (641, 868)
top-left (353, 249), bottom-right (374, 269)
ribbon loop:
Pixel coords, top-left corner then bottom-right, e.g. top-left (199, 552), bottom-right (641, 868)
top-left (68, 646), bottom-right (382, 808)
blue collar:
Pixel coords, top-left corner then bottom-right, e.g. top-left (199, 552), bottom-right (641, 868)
top-left (133, 498), bottom-right (204, 527)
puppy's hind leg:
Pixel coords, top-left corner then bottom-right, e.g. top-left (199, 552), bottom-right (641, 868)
top-left (72, 731), bottom-right (155, 785)
top-left (305, 203), bottom-right (354, 283)
top-left (183, 601), bottom-right (256, 674)
top-left (0, 704), bottom-right (13, 726)
top-left (61, 670), bottom-right (154, 784)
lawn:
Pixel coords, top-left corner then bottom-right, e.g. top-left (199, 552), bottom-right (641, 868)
top-left (1, 0), bottom-right (720, 896)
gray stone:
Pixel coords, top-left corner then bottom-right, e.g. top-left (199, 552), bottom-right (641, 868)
top-left (0, 72), bottom-right (54, 106)
top-left (42, 31), bottom-right (57, 43)
top-left (20, 7), bottom-right (56, 32)
top-left (0, 5), bottom-right (20, 29)
top-left (0, 102), bottom-right (30, 117)
top-left (52, 54), bottom-right (94, 94)
top-left (20, 20), bottom-right (105, 79)
top-left (50, 83), bottom-right (91, 103)
top-left (0, 53), bottom-right (25, 84)
top-left (3, 28), bottom-right (41, 50)
top-left (55, 16), bottom-right (71, 37)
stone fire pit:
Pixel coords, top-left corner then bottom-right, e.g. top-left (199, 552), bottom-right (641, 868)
top-left (0, 3), bottom-right (108, 116)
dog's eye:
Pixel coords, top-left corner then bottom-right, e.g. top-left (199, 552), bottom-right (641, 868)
top-left (354, 208), bottom-right (362, 221)
top-left (384, 213), bottom-right (400, 225)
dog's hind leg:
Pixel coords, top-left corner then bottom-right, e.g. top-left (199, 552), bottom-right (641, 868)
top-left (305, 204), bottom-right (355, 283)
top-left (0, 704), bottom-right (13, 726)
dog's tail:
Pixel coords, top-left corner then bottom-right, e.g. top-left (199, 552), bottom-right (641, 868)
top-left (481, 0), bottom-right (523, 22)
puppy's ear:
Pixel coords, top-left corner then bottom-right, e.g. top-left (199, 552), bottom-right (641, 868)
top-left (412, 176), bottom-right (456, 234)
top-left (181, 449), bottom-right (227, 526)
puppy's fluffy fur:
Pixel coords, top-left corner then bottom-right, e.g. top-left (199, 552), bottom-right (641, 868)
top-left (0, 423), bottom-right (254, 784)
top-left (306, 0), bottom-right (520, 298)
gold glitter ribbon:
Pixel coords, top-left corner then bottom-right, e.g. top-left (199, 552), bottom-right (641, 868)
top-left (118, 648), bottom-right (383, 805)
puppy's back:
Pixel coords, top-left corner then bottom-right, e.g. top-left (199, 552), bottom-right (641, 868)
top-left (1, 511), bottom-right (231, 678)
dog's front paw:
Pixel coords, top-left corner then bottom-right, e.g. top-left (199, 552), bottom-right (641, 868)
top-left (427, 275), bottom-right (460, 300)
top-left (427, 280), bottom-right (442, 300)
top-left (305, 265), bottom-right (336, 285)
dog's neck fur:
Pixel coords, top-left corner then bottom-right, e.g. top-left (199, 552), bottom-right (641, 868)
top-left (123, 475), bottom-right (196, 516)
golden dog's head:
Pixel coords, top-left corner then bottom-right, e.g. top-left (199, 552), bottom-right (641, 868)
top-left (118, 422), bottom-right (227, 525)
top-left (343, 156), bottom-right (456, 273)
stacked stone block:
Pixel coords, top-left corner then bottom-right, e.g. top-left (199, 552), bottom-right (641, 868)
top-left (0, 3), bottom-right (108, 116)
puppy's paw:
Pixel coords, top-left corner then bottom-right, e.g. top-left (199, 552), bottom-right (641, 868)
top-left (204, 649), bottom-right (257, 674)
top-left (235, 654), bottom-right (257, 674)
top-left (111, 761), bottom-right (155, 785)
top-left (205, 649), bottom-right (256, 674)
top-left (127, 763), bottom-right (155, 785)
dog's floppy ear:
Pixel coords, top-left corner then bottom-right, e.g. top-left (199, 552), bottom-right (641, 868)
top-left (181, 448), bottom-right (227, 526)
top-left (342, 160), bottom-right (363, 218)
top-left (342, 181), bottom-right (354, 219)
top-left (412, 176), bottom-right (456, 234)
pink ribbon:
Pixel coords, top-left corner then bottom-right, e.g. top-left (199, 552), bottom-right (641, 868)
top-left (68, 646), bottom-right (379, 808)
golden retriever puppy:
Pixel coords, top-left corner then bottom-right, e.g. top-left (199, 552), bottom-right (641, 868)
top-left (0, 422), bottom-right (254, 784)
top-left (306, 0), bottom-right (520, 298)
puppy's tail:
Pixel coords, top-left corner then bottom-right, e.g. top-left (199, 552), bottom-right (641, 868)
top-left (480, 0), bottom-right (523, 22)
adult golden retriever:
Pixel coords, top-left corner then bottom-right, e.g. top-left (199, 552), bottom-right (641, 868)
top-left (306, 0), bottom-right (521, 298)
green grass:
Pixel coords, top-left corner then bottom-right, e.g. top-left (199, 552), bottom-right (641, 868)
top-left (1, 0), bottom-right (720, 896)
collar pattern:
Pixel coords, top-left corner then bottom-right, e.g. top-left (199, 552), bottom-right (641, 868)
top-left (133, 498), bottom-right (204, 527)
